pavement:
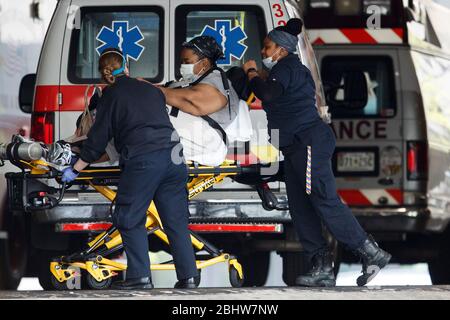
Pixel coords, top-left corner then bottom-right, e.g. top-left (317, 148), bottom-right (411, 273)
top-left (1, 286), bottom-right (450, 300)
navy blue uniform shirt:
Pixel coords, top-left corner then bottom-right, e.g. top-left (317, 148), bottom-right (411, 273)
top-left (80, 76), bottom-right (178, 163)
top-left (263, 54), bottom-right (321, 148)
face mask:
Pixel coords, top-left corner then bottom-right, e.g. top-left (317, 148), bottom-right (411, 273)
top-left (262, 48), bottom-right (281, 70)
top-left (180, 60), bottom-right (204, 81)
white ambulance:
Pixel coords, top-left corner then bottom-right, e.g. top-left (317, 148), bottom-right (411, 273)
top-left (302, 0), bottom-right (450, 284)
top-left (5, 0), bottom-right (332, 289)
top-left (0, 0), bottom-right (57, 290)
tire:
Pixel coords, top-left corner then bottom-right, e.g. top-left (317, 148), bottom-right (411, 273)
top-left (229, 265), bottom-right (244, 288)
top-left (428, 229), bottom-right (450, 285)
top-left (282, 252), bottom-right (309, 286)
top-left (81, 270), bottom-right (113, 290)
top-left (0, 210), bottom-right (28, 290)
top-left (36, 249), bottom-right (73, 290)
top-left (281, 225), bottom-right (309, 286)
top-left (428, 260), bottom-right (450, 285)
top-left (238, 251), bottom-right (270, 287)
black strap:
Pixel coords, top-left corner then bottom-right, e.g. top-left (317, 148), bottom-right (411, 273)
top-left (170, 107), bottom-right (179, 117)
top-left (201, 115), bottom-right (227, 146)
top-left (168, 66), bottom-right (231, 146)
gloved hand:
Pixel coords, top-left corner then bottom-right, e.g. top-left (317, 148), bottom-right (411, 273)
top-left (61, 167), bottom-right (79, 183)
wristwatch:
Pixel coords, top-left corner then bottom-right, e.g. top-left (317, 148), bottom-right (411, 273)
top-left (246, 68), bottom-right (258, 76)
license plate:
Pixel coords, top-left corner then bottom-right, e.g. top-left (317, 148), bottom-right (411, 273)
top-left (337, 152), bottom-right (375, 172)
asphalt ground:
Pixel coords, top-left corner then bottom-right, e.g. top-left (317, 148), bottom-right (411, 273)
top-left (1, 286), bottom-right (450, 300)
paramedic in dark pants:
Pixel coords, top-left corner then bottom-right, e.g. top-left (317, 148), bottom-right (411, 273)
top-left (61, 48), bottom-right (199, 290)
top-left (243, 19), bottom-right (392, 287)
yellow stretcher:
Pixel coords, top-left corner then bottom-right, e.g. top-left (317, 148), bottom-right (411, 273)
top-left (14, 159), bottom-right (276, 290)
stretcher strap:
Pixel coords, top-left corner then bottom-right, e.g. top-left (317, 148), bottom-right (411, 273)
top-left (306, 146), bottom-right (312, 195)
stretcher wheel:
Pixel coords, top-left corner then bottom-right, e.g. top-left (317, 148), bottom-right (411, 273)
top-left (81, 270), bottom-right (113, 290)
top-left (50, 276), bottom-right (70, 291)
top-left (229, 266), bottom-right (244, 288)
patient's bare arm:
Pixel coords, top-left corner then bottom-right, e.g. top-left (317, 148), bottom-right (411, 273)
top-left (159, 84), bottom-right (227, 116)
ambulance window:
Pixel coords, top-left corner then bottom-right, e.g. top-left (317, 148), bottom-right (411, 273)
top-left (321, 56), bottom-right (396, 118)
top-left (68, 6), bottom-right (164, 83)
top-left (174, 5), bottom-right (266, 78)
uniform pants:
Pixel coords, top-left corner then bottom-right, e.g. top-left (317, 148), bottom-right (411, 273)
top-left (112, 148), bottom-right (198, 280)
top-left (281, 122), bottom-right (368, 260)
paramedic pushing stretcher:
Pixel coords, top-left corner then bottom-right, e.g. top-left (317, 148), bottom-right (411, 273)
top-left (61, 48), bottom-right (199, 290)
top-left (243, 19), bottom-right (392, 287)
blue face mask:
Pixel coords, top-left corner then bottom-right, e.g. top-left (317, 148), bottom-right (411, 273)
top-left (112, 56), bottom-right (127, 76)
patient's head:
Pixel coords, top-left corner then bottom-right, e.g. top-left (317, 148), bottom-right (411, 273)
top-left (180, 36), bottom-right (224, 80)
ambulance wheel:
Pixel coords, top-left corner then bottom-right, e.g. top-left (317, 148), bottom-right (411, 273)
top-left (229, 265), bottom-right (244, 288)
top-left (81, 270), bottom-right (113, 290)
top-left (238, 251), bottom-right (269, 287)
top-left (0, 207), bottom-right (28, 290)
top-left (429, 227), bottom-right (450, 284)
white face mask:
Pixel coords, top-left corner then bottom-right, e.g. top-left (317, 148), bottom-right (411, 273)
top-left (262, 48), bottom-right (281, 70)
top-left (180, 60), bottom-right (204, 81)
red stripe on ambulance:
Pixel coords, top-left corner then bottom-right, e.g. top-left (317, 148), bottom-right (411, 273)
top-left (338, 189), bottom-right (403, 206)
top-left (34, 85), bottom-right (103, 112)
top-left (308, 28), bottom-right (404, 45)
top-left (338, 190), bottom-right (372, 206)
top-left (340, 28), bottom-right (377, 44)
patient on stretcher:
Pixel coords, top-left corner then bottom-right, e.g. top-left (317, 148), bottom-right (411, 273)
top-left (60, 81), bottom-right (252, 167)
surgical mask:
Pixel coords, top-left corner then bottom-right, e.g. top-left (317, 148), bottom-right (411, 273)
top-left (180, 60), bottom-right (204, 82)
top-left (262, 49), bottom-right (281, 70)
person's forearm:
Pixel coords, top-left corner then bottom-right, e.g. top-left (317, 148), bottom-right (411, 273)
top-left (73, 158), bottom-right (89, 172)
top-left (249, 77), bottom-right (284, 103)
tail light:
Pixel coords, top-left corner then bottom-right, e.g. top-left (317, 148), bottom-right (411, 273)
top-left (31, 112), bottom-right (54, 144)
top-left (407, 141), bottom-right (428, 180)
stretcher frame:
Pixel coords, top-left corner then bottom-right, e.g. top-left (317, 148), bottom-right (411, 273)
top-left (18, 159), bottom-right (248, 290)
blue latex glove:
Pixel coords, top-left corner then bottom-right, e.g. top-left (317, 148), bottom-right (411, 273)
top-left (61, 167), bottom-right (79, 183)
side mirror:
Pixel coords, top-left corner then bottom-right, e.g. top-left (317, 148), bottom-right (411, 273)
top-left (19, 74), bottom-right (36, 114)
top-left (326, 71), bottom-right (368, 110)
top-left (405, 7), bottom-right (416, 23)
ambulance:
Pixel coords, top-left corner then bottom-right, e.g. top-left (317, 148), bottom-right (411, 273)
top-left (0, 0), bottom-right (57, 289)
top-left (4, 0), bottom-right (331, 289)
top-left (302, 0), bottom-right (450, 284)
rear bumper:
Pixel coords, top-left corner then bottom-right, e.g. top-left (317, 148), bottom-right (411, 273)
top-left (27, 203), bottom-right (443, 234)
top-left (351, 206), bottom-right (449, 233)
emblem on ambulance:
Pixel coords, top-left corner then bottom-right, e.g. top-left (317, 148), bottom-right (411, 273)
top-left (200, 20), bottom-right (247, 66)
top-left (96, 21), bottom-right (145, 61)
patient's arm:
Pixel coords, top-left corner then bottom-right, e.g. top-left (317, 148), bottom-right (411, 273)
top-left (160, 84), bottom-right (227, 116)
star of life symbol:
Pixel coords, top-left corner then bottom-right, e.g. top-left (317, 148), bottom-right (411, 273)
top-left (96, 21), bottom-right (145, 62)
top-left (200, 20), bottom-right (248, 66)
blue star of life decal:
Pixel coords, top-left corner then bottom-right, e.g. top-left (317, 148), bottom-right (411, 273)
top-left (96, 21), bottom-right (145, 61)
top-left (200, 20), bottom-right (248, 66)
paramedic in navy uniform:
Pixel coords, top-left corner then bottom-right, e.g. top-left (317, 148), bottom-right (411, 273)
top-left (61, 48), bottom-right (199, 290)
top-left (243, 19), bottom-right (391, 287)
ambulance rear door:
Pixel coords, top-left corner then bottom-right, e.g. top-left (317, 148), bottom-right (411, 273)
top-left (58, 0), bottom-right (170, 141)
top-left (315, 46), bottom-right (404, 208)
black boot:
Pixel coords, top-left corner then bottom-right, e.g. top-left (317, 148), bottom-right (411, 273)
top-left (295, 251), bottom-right (336, 287)
top-left (354, 235), bottom-right (392, 287)
top-left (111, 277), bottom-right (154, 290)
top-left (174, 276), bottom-right (200, 289)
